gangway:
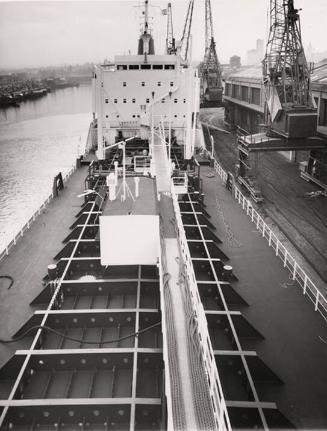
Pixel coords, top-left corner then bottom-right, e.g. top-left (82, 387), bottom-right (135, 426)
top-left (152, 133), bottom-right (171, 193)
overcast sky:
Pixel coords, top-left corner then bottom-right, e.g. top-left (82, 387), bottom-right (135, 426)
top-left (0, 0), bottom-right (326, 69)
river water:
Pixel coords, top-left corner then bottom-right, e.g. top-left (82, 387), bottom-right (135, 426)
top-left (0, 85), bottom-right (92, 248)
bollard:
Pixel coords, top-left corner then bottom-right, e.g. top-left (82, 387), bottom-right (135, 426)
top-left (222, 265), bottom-right (233, 281)
top-left (48, 264), bottom-right (57, 280)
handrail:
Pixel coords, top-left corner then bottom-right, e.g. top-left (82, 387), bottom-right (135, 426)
top-left (158, 219), bottom-right (181, 431)
top-left (204, 148), bottom-right (327, 322)
top-left (0, 165), bottom-right (77, 263)
top-left (134, 155), bottom-right (151, 172)
top-left (171, 184), bottom-right (232, 431)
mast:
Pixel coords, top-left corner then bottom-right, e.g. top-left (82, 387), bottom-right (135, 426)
top-left (138, 0), bottom-right (155, 55)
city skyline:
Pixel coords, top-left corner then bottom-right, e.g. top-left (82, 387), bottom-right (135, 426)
top-left (0, 0), bottom-right (326, 69)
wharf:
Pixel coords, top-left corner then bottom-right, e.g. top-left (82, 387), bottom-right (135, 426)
top-left (198, 163), bottom-right (327, 429)
top-left (0, 166), bottom-right (88, 368)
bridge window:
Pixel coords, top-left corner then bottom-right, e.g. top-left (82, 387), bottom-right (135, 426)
top-left (141, 82), bottom-right (145, 86)
top-left (105, 98), bottom-right (109, 103)
top-left (123, 82), bottom-right (126, 87)
top-left (157, 82), bottom-right (161, 86)
top-left (117, 65), bottom-right (127, 70)
top-left (106, 115), bottom-right (109, 118)
top-left (161, 99), bottom-right (165, 103)
top-left (114, 99), bottom-right (118, 103)
top-left (132, 98), bottom-right (136, 103)
top-left (183, 99), bottom-right (186, 103)
top-left (141, 64), bottom-right (151, 70)
top-left (123, 99), bottom-right (127, 103)
top-left (164, 64), bottom-right (175, 70)
top-left (146, 98), bottom-right (150, 103)
top-left (174, 114), bottom-right (178, 118)
top-left (129, 65), bottom-right (139, 70)
top-left (174, 98), bottom-right (178, 103)
top-left (153, 64), bottom-right (163, 70)
top-left (132, 115), bottom-right (136, 118)
top-left (170, 82), bottom-right (174, 87)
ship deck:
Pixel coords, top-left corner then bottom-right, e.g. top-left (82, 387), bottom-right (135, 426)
top-left (198, 164), bottom-right (327, 429)
top-left (0, 161), bottom-right (326, 429)
top-left (0, 166), bottom-right (90, 369)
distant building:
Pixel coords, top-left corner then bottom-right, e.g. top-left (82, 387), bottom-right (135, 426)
top-left (230, 55), bottom-right (241, 69)
top-left (246, 39), bottom-right (264, 65)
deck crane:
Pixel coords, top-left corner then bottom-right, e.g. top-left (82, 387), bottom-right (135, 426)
top-left (180, 0), bottom-right (194, 64)
top-left (165, 3), bottom-right (176, 55)
top-left (263, 0), bottom-right (317, 138)
top-left (200, 0), bottom-right (223, 108)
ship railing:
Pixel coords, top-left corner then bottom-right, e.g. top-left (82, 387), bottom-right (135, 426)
top-left (0, 164), bottom-right (77, 263)
top-left (134, 155), bottom-right (151, 173)
top-left (204, 148), bottom-right (327, 322)
top-left (84, 120), bottom-right (97, 154)
top-left (158, 219), bottom-right (176, 431)
top-left (171, 185), bottom-right (232, 431)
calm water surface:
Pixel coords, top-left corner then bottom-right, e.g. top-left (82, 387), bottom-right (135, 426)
top-left (0, 85), bottom-right (92, 247)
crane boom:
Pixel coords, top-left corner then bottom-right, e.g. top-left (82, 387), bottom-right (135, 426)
top-left (263, 0), bottom-right (317, 137)
top-left (180, 0), bottom-right (194, 64)
top-left (166, 3), bottom-right (176, 55)
top-left (205, 0), bottom-right (214, 56)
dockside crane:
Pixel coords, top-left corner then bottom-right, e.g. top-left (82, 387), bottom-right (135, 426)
top-left (237, 0), bottom-right (327, 201)
top-left (200, 0), bottom-right (223, 108)
top-left (263, 0), bottom-right (317, 138)
top-left (165, 3), bottom-right (176, 55)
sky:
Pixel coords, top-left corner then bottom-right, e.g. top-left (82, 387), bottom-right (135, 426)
top-left (0, 0), bottom-right (326, 69)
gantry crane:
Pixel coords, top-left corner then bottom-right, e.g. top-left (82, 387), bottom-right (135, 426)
top-left (165, 3), bottom-right (176, 55)
top-left (263, 0), bottom-right (317, 138)
top-left (199, 0), bottom-right (223, 108)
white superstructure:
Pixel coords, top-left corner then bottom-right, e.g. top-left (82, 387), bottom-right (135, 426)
top-left (92, 6), bottom-right (203, 161)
